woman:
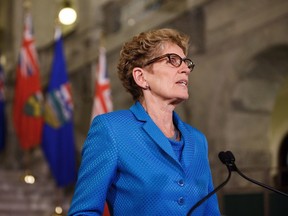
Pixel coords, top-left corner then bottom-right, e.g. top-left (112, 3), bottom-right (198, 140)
top-left (68, 28), bottom-right (220, 216)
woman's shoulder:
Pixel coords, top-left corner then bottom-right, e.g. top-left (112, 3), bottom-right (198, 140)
top-left (89, 109), bottom-right (139, 137)
top-left (101, 109), bottom-right (132, 117)
top-left (92, 109), bottom-right (134, 124)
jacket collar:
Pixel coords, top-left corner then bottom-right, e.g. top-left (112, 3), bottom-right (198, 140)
top-left (130, 101), bottom-right (195, 170)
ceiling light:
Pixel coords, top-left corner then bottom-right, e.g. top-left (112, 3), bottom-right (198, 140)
top-left (58, 0), bottom-right (77, 25)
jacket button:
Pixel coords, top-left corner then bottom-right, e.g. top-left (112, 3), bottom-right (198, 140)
top-left (178, 197), bottom-right (185, 205)
top-left (178, 179), bottom-right (184, 187)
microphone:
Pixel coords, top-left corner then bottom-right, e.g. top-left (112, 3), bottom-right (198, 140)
top-left (221, 151), bottom-right (288, 198)
top-left (187, 151), bottom-right (288, 216)
top-left (186, 152), bottom-right (233, 216)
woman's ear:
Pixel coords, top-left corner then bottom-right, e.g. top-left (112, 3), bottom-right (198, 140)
top-left (132, 67), bottom-right (148, 89)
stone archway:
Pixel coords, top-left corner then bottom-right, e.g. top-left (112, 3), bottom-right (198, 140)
top-left (271, 78), bottom-right (288, 188)
top-left (278, 134), bottom-right (288, 189)
top-left (226, 45), bottom-right (288, 183)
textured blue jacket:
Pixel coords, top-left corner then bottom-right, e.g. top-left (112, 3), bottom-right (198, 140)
top-left (68, 101), bottom-right (220, 216)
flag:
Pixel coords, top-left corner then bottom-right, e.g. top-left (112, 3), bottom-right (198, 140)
top-left (42, 27), bottom-right (76, 187)
top-left (0, 64), bottom-right (6, 152)
top-left (91, 47), bottom-right (113, 120)
top-left (92, 47), bottom-right (112, 215)
top-left (12, 13), bottom-right (43, 150)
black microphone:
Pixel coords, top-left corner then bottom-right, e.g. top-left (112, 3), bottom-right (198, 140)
top-left (222, 151), bottom-right (288, 198)
top-left (186, 152), bottom-right (233, 216)
top-left (187, 151), bottom-right (288, 216)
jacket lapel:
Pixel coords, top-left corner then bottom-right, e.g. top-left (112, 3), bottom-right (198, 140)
top-left (130, 102), bottom-right (180, 165)
top-left (142, 120), bottom-right (178, 162)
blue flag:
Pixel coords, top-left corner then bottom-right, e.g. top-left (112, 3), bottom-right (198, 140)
top-left (0, 64), bottom-right (6, 152)
top-left (42, 28), bottom-right (77, 187)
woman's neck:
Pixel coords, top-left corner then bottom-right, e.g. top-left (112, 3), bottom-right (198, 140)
top-left (141, 99), bottom-right (176, 138)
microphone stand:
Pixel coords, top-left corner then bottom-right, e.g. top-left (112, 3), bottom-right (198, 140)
top-left (186, 152), bottom-right (233, 216)
top-left (225, 151), bottom-right (288, 198)
top-left (187, 151), bottom-right (288, 216)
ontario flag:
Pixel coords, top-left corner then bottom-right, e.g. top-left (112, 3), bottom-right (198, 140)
top-left (0, 64), bottom-right (6, 152)
top-left (92, 48), bottom-right (112, 215)
top-left (42, 27), bottom-right (77, 187)
top-left (91, 47), bottom-right (113, 120)
top-left (12, 13), bottom-right (43, 150)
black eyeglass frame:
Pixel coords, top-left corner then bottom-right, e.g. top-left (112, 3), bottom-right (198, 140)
top-left (143, 53), bottom-right (195, 72)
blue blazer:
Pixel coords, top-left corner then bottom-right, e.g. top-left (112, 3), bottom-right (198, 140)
top-left (68, 101), bottom-right (220, 216)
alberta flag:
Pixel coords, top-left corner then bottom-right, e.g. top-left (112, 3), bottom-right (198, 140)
top-left (0, 64), bottom-right (6, 152)
top-left (42, 28), bottom-right (77, 187)
top-left (12, 13), bottom-right (43, 150)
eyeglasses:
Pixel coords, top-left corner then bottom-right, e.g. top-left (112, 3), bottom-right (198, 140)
top-left (143, 53), bottom-right (195, 72)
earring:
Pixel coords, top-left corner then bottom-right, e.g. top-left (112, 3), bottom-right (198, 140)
top-left (145, 84), bottom-right (149, 90)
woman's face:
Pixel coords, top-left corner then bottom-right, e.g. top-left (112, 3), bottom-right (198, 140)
top-left (143, 42), bottom-right (191, 105)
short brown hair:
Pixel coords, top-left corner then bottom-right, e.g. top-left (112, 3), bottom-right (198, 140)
top-left (117, 28), bottom-right (190, 101)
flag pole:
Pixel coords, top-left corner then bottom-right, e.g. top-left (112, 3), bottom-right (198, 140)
top-left (23, 0), bottom-right (31, 13)
top-left (42, 21), bottom-right (77, 215)
top-left (99, 29), bottom-right (106, 48)
top-left (21, 0), bottom-right (34, 183)
top-left (93, 29), bottom-right (112, 216)
top-left (53, 20), bottom-right (66, 215)
top-left (53, 187), bottom-right (64, 216)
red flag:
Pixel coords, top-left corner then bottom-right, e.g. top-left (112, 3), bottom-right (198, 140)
top-left (91, 47), bottom-right (113, 120)
top-left (13, 13), bottom-right (43, 150)
top-left (103, 203), bottom-right (110, 216)
top-left (91, 47), bottom-right (112, 215)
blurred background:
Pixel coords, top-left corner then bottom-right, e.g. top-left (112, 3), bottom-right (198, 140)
top-left (0, 0), bottom-right (288, 215)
